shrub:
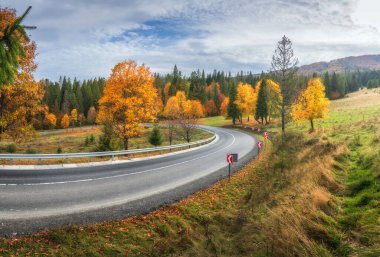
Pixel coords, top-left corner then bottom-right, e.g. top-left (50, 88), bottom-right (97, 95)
top-left (84, 136), bottom-right (90, 146)
top-left (26, 147), bottom-right (37, 154)
top-left (6, 144), bottom-right (17, 153)
top-left (57, 147), bottom-right (63, 154)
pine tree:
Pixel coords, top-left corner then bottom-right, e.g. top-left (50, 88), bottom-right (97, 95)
top-left (97, 122), bottom-right (114, 151)
top-left (149, 124), bottom-right (163, 146)
top-left (227, 83), bottom-right (240, 124)
top-left (255, 79), bottom-right (268, 124)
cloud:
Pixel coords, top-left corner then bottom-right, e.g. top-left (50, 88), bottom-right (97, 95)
top-left (2, 0), bottom-right (380, 80)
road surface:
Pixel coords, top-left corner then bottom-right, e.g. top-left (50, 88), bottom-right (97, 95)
top-left (0, 126), bottom-right (256, 235)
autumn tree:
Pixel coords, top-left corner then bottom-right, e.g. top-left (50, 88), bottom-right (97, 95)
top-left (98, 60), bottom-right (159, 150)
top-left (271, 35), bottom-right (298, 135)
top-left (235, 83), bottom-right (256, 122)
top-left (220, 97), bottom-right (229, 117)
top-left (0, 74), bottom-right (45, 141)
top-left (87, 106), bottom-right (97, 125)
top-left (0, 7), bottom-right (43, 141)
top-left (163, 94), bottom-right (181, 145)
top-left (44, 113), bottom-right (57, 129)
top-left (291, 78), bottom-right (330, 131)
top-left (178, 99), bottom-right (204, 143)
top-left (255, 79), bottom-right (282, 123)
top-left (70, 108), bottom-right (78, 126)
top-left (60, 114), bottom-right (70, 129)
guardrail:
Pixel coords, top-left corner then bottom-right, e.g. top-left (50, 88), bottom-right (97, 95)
top-left (0, 129), bottom-right (216, 164)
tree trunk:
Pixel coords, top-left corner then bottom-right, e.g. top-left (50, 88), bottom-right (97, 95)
top-left (123, 137), bottom-right (129, 150)
top-left (310, 119), bottom-right (314, 132)
top-left (247, 115), bottom-right (250, 122)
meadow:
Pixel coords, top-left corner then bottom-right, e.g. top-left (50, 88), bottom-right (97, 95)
top-left (0, 89), bottom-right (379, 256)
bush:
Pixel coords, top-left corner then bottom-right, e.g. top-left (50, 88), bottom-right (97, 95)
top-left (89, 134), bottom-right (95, 143)
top-left (84, 136), bottom-right (90, 146)
top-left (26, 147), bottom-right (37, 154)
top-left (6, 144), bottom-right (17, 153)
top-left (57, 147), bottom-right (63, 154)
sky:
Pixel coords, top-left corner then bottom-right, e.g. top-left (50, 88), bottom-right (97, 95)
top-left (2, 0), bottom-right (380, 80)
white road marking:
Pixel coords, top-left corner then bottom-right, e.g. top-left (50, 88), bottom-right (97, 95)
top-left (0, 130), bottom-right (236, 186)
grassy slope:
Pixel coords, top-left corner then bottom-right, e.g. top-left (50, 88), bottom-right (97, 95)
top-left (0, 89), bottom-right (379, 256)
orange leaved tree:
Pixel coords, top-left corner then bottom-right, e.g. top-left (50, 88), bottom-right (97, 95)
top-left (60, 114), bottom-right (70, 129)
top-left (291, 78), bottom-right (330, 131)
top-left (163, 94), bottom-right (181, 145)
top-left (44, 113), bottom-right (57, 129)
top-left (98, 60), bottom-right (159, 150)
top-left (220, 97), bottom-right (229, 117)
top-left (179, 98), bottom-right (204, 143)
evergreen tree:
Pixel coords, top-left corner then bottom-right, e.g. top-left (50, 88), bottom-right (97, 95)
top-left (255, 79), bottom-right (269, 124)
top-left (149, 124), bottom-right (163, 146)
top-left (213, 84), bottom-right (220, 113)
top-left (0, 6), bottom-right (36, 86)
top-left (97, 122), bottom-right (115, 151)
top-left (227, 83), bottom-right (240, 124)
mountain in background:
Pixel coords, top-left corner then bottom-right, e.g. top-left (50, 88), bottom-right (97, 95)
top-left (299, 54), bottom-right (380, 74)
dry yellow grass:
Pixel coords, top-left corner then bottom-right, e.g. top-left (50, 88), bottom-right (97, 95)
top-left (331, 88), bottom-right (380, 111)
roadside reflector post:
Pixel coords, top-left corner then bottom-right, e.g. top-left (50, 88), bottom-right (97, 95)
top-left (257, 141), bottom-right (263, 159)
top-left (226, 153), bottom-right (238, 181)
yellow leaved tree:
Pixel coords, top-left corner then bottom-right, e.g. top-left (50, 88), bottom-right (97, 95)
top-left (291, 78), bottom-right (330, 131)
top-left (235, 83), bottom-right (256, 123)
top-left (97, 60), bottom-right (159, 150)
top-left (70, 108), bottom-right (78, 126)
top-left (255, 79), bottom-right (282, 122)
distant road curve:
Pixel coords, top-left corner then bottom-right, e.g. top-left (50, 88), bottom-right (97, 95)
top-left (0, 126), bottom-right (257, 235)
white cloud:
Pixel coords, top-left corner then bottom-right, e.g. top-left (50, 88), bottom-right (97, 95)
top-left (2, 0), bottom-right (380, 80)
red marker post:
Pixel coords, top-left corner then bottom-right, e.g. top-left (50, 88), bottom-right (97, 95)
top-left (226, 153), bottom-right (238, 180)
top-left (257, 141), bottom-right (263, 159)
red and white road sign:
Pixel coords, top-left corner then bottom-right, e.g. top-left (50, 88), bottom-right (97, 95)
top-left (227, 154), bottom-right (233, 164)
top-left (257, 141), bottom-right (263, 148)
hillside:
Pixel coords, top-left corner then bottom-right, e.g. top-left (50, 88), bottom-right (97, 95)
top-left (299, 54), bottom-right (380, 74)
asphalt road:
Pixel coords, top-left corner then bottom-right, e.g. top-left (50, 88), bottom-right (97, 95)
top-left (0, 126), bottom-right (256, 235)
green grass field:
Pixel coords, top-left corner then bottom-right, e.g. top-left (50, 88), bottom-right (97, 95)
top-left (0, 89), bottom-right (379, 256)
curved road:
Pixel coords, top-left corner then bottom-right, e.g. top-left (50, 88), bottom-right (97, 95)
top-left (0, 126), bottom-right (256, 235)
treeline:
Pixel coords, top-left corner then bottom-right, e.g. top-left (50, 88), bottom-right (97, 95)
top-left (39, 77), bottom-right (105, 129)
top-left (37, 67), bottom-right (380, 130)
top-left (321, 69), bottom-right (380, 99)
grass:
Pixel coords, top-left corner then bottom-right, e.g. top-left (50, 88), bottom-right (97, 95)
top-left (0, 89), bottom-right (379, 256)
top-left (0, 125), bottom-right (212, 155)
top-left (199, 116), bottom-right (232, 127)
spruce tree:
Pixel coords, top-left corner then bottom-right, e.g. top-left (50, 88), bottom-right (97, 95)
top-left (149, 124), bottom-right (163, 146)
top-left (255, 79), bottom-right (268, 124)
top-left (227, 83), bottom-right (240, 125)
